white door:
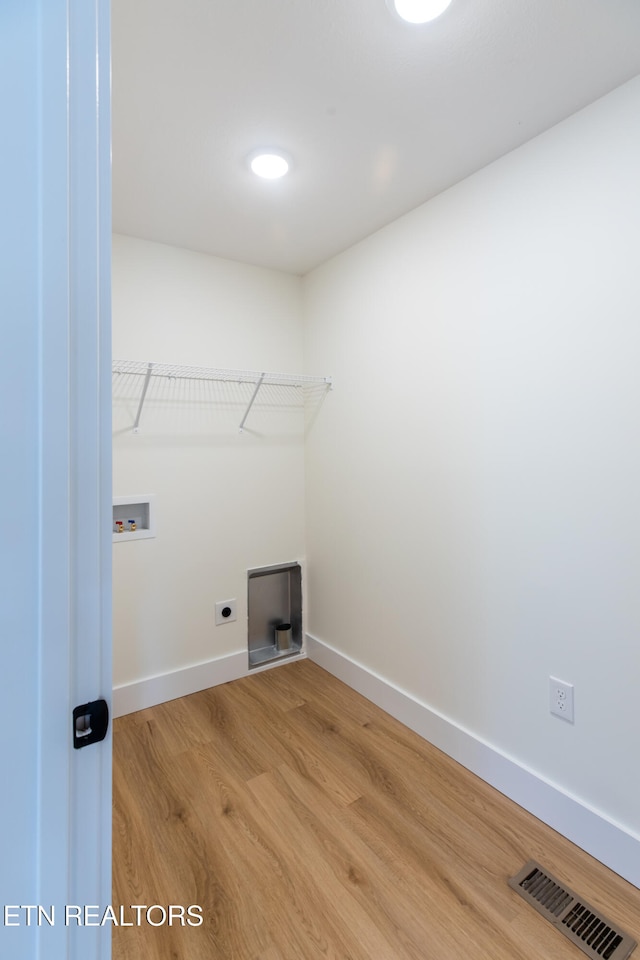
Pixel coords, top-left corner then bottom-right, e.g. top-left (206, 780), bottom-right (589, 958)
top-left (0, 3), bottom-right (111, 959)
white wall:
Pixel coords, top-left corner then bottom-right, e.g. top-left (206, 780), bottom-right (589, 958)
top-left (112, 235), bottom-right (305, 689)
top-left (303, 77), bottom-right (640, 844)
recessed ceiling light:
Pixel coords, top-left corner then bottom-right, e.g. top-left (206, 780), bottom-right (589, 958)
top-left (249, 152), bottom-right (290, 179)
top-left (387, 0), bottom-right (453, 24)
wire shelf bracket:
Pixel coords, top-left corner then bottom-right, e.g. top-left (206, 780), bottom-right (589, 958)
top-left (238, 372), bottom-right (266, 432)
top-left (112, 359), bottom-right (333, 432)
top-left (132, 362), bottom-right (154, 433)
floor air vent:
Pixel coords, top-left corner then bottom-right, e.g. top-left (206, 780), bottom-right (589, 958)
top-left (509, 861), bottom-right (636, 960)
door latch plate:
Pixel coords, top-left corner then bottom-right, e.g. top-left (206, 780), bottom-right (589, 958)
top-left (73, 699), bottom-right (109, 749)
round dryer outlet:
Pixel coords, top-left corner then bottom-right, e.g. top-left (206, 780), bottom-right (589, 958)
top-left (215, 599), bottom-right (237, 625)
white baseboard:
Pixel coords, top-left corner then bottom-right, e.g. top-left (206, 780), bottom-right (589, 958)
top-left (112, 648), bottom-right (306, 718)
top-left (306, 632), bottom-right (640, 889)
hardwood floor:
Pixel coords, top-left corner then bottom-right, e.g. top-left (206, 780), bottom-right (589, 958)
top-left (112, 659), bottom-right (639, 960)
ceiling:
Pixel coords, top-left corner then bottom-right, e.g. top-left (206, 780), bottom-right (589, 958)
top-left (112, 0), bottom-right (640, 276)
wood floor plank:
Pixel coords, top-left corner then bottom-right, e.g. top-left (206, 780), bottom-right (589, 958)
top-left (224, 679), bottom-right (363, 804)
top-left (355, 705), bottom-right (640, 929)
top-left (263, 758), bottom-right (531, 959)
top-left (113, 717), bottom-right (271, 958)
top-left (238, 666), bottom-right (309, 713)
top-left (245, 767), bottom-right (410, 960)
top-left (255, 948), bottom-right (285, 960)
top-left (257, 760), bottom-right (500, 960)
top-left (177, 746), bottom-right (368, 960)
top-left (261, 658), bottom-right (380, 726)
top-left (113, 659), bottom-right (640, 960)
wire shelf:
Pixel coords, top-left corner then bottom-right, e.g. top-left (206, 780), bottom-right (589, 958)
top-left (112, 359), bottom-right (332, 432)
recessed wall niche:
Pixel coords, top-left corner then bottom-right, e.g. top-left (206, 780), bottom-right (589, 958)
top-left (112, 495), bottom-right (155, 542)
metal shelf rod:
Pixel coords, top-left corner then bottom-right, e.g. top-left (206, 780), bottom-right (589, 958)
top-left (239, 373), bottom-right (265, 432)
top-left (133, 362), bottom-right (154, 432)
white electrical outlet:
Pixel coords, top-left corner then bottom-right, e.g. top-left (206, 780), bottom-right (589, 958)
top-left (549, 676), bottom-right (574, 723)
top-left (215, 599), bottom-right (237, 625)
